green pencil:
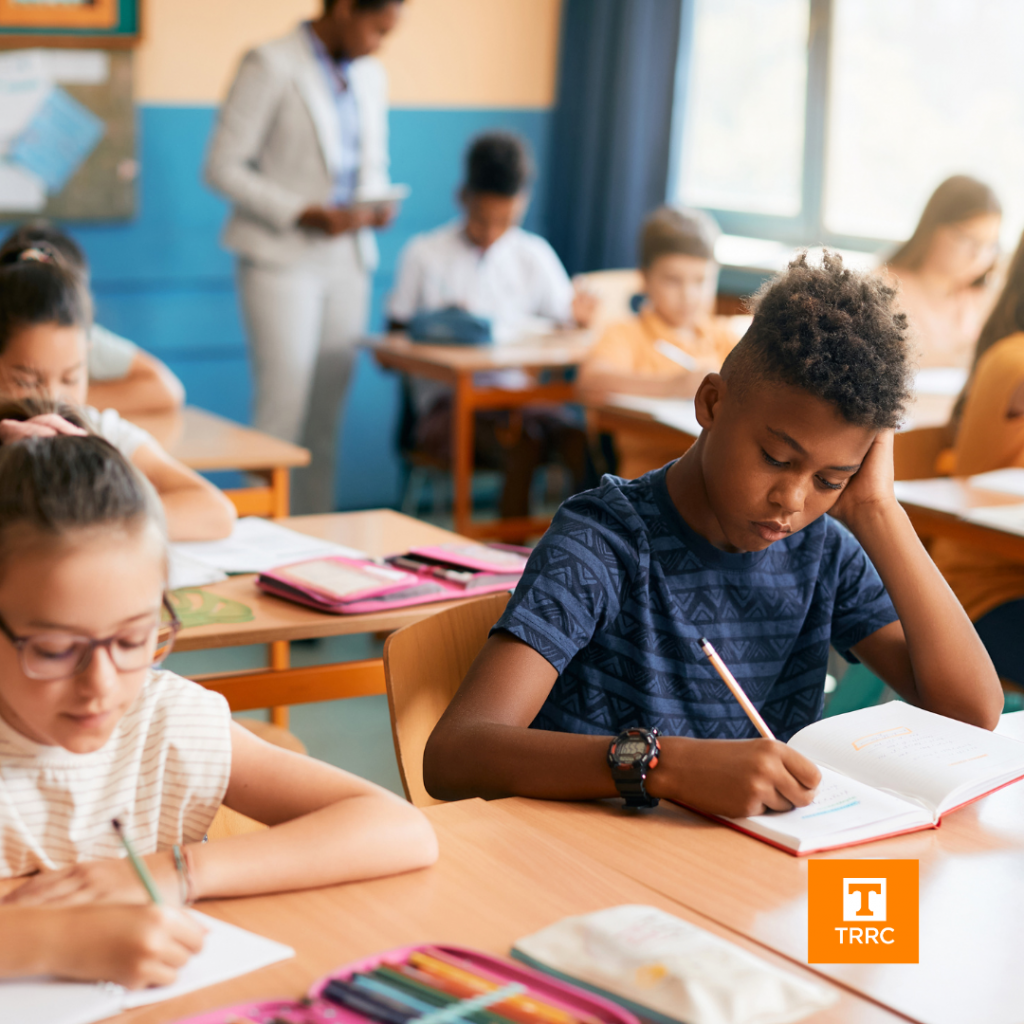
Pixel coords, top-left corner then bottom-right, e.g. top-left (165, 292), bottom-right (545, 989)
top-left (112, 818), bottom-right (163, 904)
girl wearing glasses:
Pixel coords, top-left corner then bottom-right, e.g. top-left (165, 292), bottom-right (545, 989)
top-left (885, 175), bottom-right (1002, 370)
top-left (0, 406), bottom-right (437, 988)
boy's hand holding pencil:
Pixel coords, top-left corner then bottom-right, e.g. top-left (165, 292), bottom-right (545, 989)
top-left (637, 638), bottom-right (821, 819)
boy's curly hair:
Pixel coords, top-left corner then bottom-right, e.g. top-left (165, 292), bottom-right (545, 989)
top-left (723, 250), bottom-right (913, 429)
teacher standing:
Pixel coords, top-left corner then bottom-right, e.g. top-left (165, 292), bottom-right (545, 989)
top-left (206, 0), bottom-right (404, 513)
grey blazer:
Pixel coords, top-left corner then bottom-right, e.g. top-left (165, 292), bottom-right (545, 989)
top-left (205, 26), bottom-right (390, 270)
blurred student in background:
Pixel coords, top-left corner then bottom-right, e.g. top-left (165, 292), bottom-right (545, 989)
top-left (885, 175), bottom-right (1002, 369)
top-left (0, 244), bottom-right (235, 541)
top-left (0, 224), bottom-right (184, 417)
top-left (578, 207), bottom-right (736, 401)
top-left (933, 231), bottom-right (1024, 684)
top-left (206, 0), bottom-right (404, 513)
top-left (388, 131), bottom-right (596, 520)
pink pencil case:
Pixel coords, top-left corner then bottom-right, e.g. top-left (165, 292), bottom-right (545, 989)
top-left (407, 544), bottom-right (531, 574)
top-left (172, 943), bottom-right (640, 1024)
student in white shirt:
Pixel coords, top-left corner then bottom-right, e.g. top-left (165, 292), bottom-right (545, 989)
top-left (0, 223), bottom-right (186, 417)
top-left (388, 132), bottom-right (597, 518)
top-left (0, 409), bottom-right (436, 987)
top-left (0, 243), bottom-right (236, 541)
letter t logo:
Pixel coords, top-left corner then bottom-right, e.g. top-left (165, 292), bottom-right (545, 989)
top-left (843, 877), bottom-right (886, 921)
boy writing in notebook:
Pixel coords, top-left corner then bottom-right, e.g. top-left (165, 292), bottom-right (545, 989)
top-left (424, 252), bottom-right (1003, 818)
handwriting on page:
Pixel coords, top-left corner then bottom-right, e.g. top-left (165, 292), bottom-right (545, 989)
top-left (741, 769), bottom-right (917, 840)
top-left (850, 727), bottom-right (988, 767)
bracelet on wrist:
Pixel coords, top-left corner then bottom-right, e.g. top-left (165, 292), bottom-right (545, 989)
top-left (172, 844), bottom-right (196, 905)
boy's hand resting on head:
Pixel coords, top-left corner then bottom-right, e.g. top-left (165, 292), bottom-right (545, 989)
top-left (0, 414), bottom-right (87, 444)
top-left (828, 428), bottom-right (898, 526)
top-left (45, 905), bottom-right (205, 989)
top-left (649, 736), bottom-right (821, 818)
top-left (2, 851), bottom-right (182, 908)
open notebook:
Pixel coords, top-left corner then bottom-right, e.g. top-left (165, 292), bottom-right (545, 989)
top-left (0, 911), bottom-right (293, 1024)
top-left (702, 702), bottom-right (1024, 855)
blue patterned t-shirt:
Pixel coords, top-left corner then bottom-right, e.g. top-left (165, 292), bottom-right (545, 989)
top-left (495, 466), bottom-right (898, 742)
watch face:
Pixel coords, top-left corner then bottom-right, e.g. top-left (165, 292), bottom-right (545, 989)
top-left (615, 736), bottom-right (648, 762)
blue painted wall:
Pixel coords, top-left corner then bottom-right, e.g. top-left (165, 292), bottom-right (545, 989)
top-left (67, 105), bottom-right (552, 510)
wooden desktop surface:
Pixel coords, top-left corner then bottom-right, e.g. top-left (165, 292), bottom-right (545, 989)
top-left (372, 330), bottom-right (595, 380)
top-left (496, 713), bottom-right (1024, 1024)
top-left (104, 799), bottom-right (899, 1024)
top-left (127, 406), bottom-right (310, 472)
top-left (174, 510), bottom-right (475, 653)
top-left (896, 477), bottom-right (1024, 562)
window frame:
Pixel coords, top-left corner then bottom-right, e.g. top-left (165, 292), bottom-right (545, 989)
top-left (667, 0), bottom-right (898, 253)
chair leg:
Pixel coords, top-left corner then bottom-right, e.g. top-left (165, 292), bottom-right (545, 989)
top-left (401, 466), bottom-right (425, 516)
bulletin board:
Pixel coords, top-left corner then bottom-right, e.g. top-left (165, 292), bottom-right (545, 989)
top-left (0, 48), bottom-right (136, 221)
top-left (0, 0), bottom-right (139, 47)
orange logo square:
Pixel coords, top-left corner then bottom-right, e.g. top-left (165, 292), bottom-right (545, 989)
top-left (807, 859), bottom-right (918, 963)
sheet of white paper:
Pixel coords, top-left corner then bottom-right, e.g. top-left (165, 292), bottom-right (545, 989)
top-left (0, 72), bottom-right (50, 152)
top-left (913, 367), bottom-right (968, 396)
top-left (0, 978), bottom-right (117, 1024)
top-left (353, 182), bottom-right (410, 204)
top-left (893, 477), bottom-right (974, 513)
top-left (606, 394), bottom-right (703, 437)
top-left (167, 548), bottom-right (229, 590)
top-left (125, 911), bottom-right (294, 1008)
top-left (967, 468), bottom-right (1024, 497)
top-left (38, 49), bottom-right (110, 85)
top-left (0, 160), bottom-right (46, 211)
top-left (172, 516), bottom-right (369, 574)
top-left (961, 504), bottom-right (1024, 537)
top-left (0, 912), bottom-right (292, 1024)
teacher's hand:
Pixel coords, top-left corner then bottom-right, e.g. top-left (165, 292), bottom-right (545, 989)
top-left (370, 202), bottom-right (398, 229)
top-left (297, 205), bottom-right (374, 236)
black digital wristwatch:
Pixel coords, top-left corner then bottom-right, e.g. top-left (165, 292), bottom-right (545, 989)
top-left (607, 727), bottom-right (661, 808)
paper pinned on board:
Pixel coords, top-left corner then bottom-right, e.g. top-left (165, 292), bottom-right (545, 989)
top-left (0, 47), bottom-right (110, 211)
top-left (9, 87), bottom-right (105, 193)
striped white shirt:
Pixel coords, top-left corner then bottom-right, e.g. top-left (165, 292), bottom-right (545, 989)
top-left (0, 670), bottom-right (232, 878)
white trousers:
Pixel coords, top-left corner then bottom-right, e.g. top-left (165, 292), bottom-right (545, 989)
top-left (238, 238), bottom-right (369, 514)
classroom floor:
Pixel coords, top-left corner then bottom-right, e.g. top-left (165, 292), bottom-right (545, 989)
top-left (164, 633), bottom-right (405, 796)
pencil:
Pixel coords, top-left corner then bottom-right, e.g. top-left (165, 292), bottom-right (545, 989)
top-left (698, 637), bottom-right (776, 741)
top-left (111, 818), bottom-right (163, 904)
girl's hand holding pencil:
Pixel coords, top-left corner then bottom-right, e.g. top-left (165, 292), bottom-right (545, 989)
top-left (0, 849), bottom-right (182, 907)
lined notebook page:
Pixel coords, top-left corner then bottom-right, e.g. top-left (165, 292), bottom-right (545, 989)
top-left (789, 702), bottom-right (1024, 814)
top-left (728, 766), bottom-right (928, 846)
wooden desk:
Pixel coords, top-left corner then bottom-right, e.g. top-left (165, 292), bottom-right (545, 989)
top-left (111, 799), bottom-right (900, 1024)
top-left (176, 511), bottom-right (478, 718)
top-left (589, 391), bottom-right (958, 481)
top-left (373, 332), bottom-right (594, 540)
top-left (127, 406), bottom-right (310, 518)
top-left (895, 476), bottom-right (1024, 562)
top-left (495, 714), bottom-right (1024, 1024)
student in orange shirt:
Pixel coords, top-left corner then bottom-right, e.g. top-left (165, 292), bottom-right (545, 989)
top-left (934, 231), bottom-right (1024, 684)
top-left (578, 206), bottom-right (737, 402)
top-left (885, 176), bottom-right (1002, 370)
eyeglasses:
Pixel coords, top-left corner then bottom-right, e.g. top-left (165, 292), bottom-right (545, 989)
top-left (0, 595), bottom-right (181, 681)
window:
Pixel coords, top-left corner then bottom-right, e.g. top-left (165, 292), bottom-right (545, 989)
top-left (677, 0), bottom-right (809, 218)
top-left (671, 0), bottom-right (1024, 251)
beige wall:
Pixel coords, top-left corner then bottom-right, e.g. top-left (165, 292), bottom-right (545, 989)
top-left (136, 0), bottom-right (562, 107)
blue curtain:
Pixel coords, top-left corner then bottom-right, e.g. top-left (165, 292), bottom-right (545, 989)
top-left (545, 0), bottom-right (685, 275)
